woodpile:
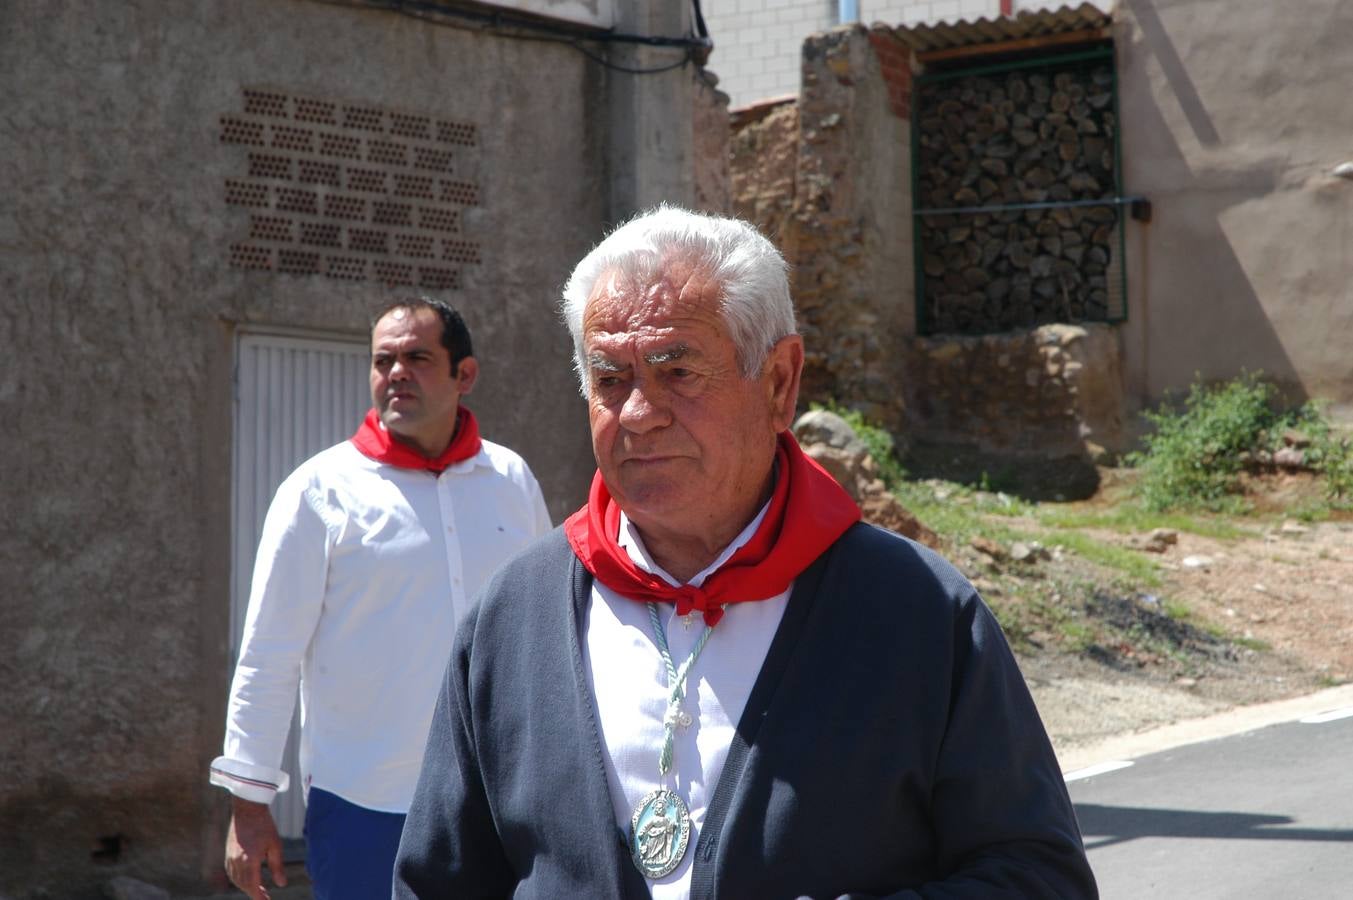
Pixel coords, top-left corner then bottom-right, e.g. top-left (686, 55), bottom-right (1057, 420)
top-left (916, 62), bottom-right (1118, 334)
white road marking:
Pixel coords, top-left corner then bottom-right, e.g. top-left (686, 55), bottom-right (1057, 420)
top-left (1064, 760), bottom-right (1134, 782)
top-left (1299, 707), bottom-right (1353, 724)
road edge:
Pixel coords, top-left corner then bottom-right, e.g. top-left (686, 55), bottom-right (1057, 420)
top-left (1058, 682), bottom-right (1353, 774)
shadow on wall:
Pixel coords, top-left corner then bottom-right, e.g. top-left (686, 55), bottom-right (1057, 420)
top-left (1122, 0), bottom-right (1306, 409)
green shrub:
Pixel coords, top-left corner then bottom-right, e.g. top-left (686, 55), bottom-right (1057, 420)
top-left (1289, 402), bottom-right (1353, 501)
top-left (1128, 373), bottom-right (1352, 511)
top-left (1128, 374), bottom-right (1279, 511)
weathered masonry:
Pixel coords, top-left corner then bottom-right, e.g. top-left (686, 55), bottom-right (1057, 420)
top-left (734, 4), bottom-right (1129, 465)
top-left (733, 0), bottom-right (1353, 471)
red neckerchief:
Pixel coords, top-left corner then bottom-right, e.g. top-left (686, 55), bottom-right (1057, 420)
top-left (350, 407), bottom-right (482, 474)
top-left (564, 432), bottom-right (860, 626)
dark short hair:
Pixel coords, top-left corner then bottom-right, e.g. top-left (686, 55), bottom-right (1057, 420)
top-left (371, 297), bottom-right (473, 372)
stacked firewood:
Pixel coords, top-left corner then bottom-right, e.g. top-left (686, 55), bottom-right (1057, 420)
top-left (916, 63), bottom-right (1118, 334)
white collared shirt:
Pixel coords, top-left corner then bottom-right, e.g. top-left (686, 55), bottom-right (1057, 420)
top-left (211, 438), bottom-right (551, 812)
top-left (585, 505), bottom-right (791, 899)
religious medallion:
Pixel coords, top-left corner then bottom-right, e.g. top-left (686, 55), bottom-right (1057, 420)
top-left (629, 787), bottom-right (692, 879)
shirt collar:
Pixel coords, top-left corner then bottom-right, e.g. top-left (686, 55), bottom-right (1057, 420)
top-left (438, 444), bottom-right (490, 473)
top-left (617, 499), bottom-right (772, 589)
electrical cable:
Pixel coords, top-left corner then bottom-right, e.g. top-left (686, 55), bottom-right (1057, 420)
top-left (307, 0), bottom-right (713, 74)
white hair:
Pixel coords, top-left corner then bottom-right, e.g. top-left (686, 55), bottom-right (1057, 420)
top-left (559, 205), bottom-right (796, 396)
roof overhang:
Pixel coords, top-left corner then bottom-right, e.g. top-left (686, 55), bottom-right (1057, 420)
top-left (886, 2), bottom-right (1112, 65)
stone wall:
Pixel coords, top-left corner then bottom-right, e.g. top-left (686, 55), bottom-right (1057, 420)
top-left (730, 99), bottom-right (798, 243)
top-left (907, 323), bottom-right (1124, 457)
top-left (784, 26), bottom-right (915, 436)
top-left (727, 23), bottom-right (1139, 461)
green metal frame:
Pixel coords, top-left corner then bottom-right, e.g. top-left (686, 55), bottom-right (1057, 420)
top-left (910, 44), bottom-right (1128, 336)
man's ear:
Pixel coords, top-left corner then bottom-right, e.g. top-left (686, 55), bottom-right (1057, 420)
top-left (763, 335), bottom-right (804, 432)
top-left (454, 356), bottom-right (480, 395)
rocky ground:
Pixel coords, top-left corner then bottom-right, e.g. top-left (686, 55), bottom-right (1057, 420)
top-left (946, 472), bottom-right (1353, 765)
top-left (792, 409), bottom-right (1353, 769)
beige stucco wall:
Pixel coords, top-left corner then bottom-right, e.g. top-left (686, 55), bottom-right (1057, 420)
top-left (693, 70), bottom-right (733, 214)
top-left (0, 1), bottom-right (701, 894)
top-left (1115, 0), bottom-right (1353, 421)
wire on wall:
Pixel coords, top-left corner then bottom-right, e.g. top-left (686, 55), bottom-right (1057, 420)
top-left (311, 0), bottom-right (714, 74)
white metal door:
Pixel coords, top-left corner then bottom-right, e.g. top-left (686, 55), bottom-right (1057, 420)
top-left (231, 331), bottom-right (370, 837)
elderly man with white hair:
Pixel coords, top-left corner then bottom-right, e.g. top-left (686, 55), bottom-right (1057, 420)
top-left (394, 207), bottom-right (1096, 899)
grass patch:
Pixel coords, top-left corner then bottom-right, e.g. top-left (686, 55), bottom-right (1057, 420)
top-left (889, 480), bottom-right (1012, 545)
top-left (1049, 532), bottom-right (1162, 586)
top-left (1286, 499), bottom-right (1333, 524)
top-left (1161, 599), bottom-right (1192, 621)
top-left (1036, 504), bottom-right (1251, 540)
top-left (986, 579), bottom-right (1100, 654)
top-left (1057, 618), bottom-right (1096, 652)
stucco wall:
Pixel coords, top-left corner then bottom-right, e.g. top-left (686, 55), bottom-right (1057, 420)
top-left (693, 70), bottom-right (733, 214)
top-left (1115, 0), bottom-right (1353, 421)
top-left (0, 1), bottom-right (650, 894)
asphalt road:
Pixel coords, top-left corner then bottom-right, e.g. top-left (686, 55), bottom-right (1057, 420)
top-left (1066, 705), bottom-right (1353, 899)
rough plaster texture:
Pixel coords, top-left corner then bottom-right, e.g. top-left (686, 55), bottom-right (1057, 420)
top-left (607, 1), bottom-right (696, 218)
top-left (693, 70), bottom-right (733, 214)
top-left (730, 100), bottom-right (799, 243)
top-left (907, 323), bottom-right (1125, 455)
top-left (0, 1), bottom-right (701, 894)
top-left (1114, 0), bottom-right (1353, 421)
top-left (788, 27), bottom-right (914, 437)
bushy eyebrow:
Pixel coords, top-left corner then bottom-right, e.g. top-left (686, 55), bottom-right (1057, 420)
top-left (644, 345), bottom-right (690, 366)
top-left (586, 352), bottom-right (624, 373)
top-left (586, 343), bottom-right (695, 371)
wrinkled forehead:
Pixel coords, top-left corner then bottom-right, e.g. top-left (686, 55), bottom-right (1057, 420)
top-left (583, 260), bottom-right (724, 334)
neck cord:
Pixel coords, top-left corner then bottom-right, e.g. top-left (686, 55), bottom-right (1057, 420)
top-left (646, 601), bottom-right (722, 777)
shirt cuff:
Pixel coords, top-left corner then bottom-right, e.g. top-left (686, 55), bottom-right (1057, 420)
top-left (209, 757), bottom-right (291, 804)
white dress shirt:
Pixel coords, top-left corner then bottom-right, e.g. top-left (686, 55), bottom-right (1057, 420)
top-left (585, 504), bottom-right (790, 900)
top-left (211, 438), bottom-right (550, 813)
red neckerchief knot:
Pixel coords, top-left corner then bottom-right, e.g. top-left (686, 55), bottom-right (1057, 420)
top-left (350, 407), bottom-right (482, 473)
top-left (564, 432), bottom-right (861, 626)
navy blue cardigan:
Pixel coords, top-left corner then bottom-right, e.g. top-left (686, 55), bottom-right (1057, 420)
top-left (395, 524), bottom-right (1097, 898)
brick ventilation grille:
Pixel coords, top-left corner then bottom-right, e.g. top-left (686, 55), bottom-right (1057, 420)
top-left (222, 87), bottom-right (480, 289)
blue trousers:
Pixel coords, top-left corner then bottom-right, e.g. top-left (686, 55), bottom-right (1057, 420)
top-left (304, 787), bottom-right (407, 900)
